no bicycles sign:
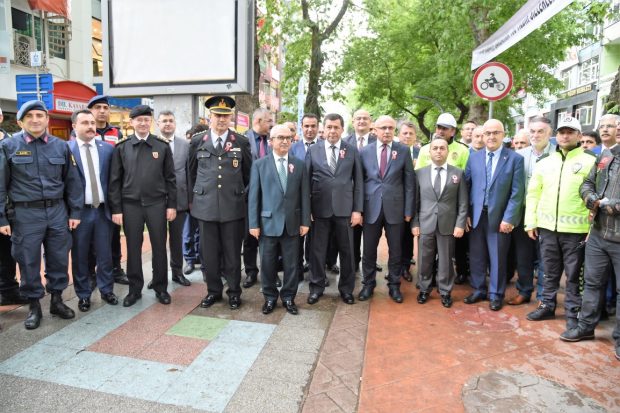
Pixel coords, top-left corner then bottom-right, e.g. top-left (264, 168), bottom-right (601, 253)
top-left (473, 62), bottom-right (513, 101)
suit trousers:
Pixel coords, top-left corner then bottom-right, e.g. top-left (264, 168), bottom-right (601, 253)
top-left (122, 200), bottom-right (168, 295)
top-left (538, 228), bottom-right (586, 318)
top-left (401, 223), bottom-right (414, 272)
top-left (259, 232), bottom-right (299, 302)
top-left (0, 233), bottom-right (18, 293)
top-left (71, 206), bottom-right (114, 298)
top-left (326, 230), bottom-right (338, 267)
top-left (362, 207), bottom-right (403, 288)
top-left (111, 223), bottom-right (122, 268)
top-left (243, 217), bottom-right (259, 277)
top-left (578, 231), bottom-right (620, 344)
top-left (353, 225), bottom-right (363, 271)
top-left (469, 211), bottom-right (511, 300)
top-left (168, 210), bottom-right (187, 277)
top-left (199, 218), bottom-right (243, 297)
top-left (12, 203), bottom-right (71, 298)
top-left (182, 214), bottom-right (202, 266)
top-left (511, 221), bottom-right (536, 298)
top-left (453, 234), bottom-right (469, 277)
top-left (418, 231), bottom-right (455, 295)
top-left (309, 216), bottom-right (356, 295)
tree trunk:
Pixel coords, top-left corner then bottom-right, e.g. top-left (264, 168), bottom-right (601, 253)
top-left (304, 26), bottom-right (323, 117)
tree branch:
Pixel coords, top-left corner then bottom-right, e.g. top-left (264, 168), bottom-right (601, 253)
top-left (322, 0), bottom-right (350, 40)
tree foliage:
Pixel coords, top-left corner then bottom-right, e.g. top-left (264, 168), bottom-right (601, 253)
top-left (339, 0), bottom-right (607, 137)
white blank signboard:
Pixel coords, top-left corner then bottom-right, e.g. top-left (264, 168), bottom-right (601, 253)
top-left (103, 0), bottom-right (254, 96)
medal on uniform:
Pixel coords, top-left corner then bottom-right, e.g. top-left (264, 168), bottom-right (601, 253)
top-left (153, 152), bottom-right (159, 159)
top-left (233, 159), bottom-right (239, 168)
top-left (71, 154), bottom-right (77, 166)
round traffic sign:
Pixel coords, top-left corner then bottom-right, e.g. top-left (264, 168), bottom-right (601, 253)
top-left (473, 62), bottom-right (513, 101)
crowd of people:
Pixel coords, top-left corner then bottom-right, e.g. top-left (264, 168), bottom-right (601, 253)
top-left (0, 96), bottom-right (619, 361)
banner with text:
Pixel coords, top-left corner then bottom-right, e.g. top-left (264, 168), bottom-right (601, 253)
top-left (471, 0), bottom-right (573, 70)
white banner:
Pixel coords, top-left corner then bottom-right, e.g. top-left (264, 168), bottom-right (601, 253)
top-left (471, 0), bottom-right (574, 70)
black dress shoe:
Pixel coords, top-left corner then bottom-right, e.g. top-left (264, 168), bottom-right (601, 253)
top-left (242, 274), bottom-right (257, 288)
top-left (113, 268), bottom-right (130, 285)
top-left (262, 300), bottom-right (277, 314)
top-left (307, 293), bottom-right (322, 305)
top-left (389, 287), bottom-right (404, 303)
top-left (464, 293), bottom-right (485, 304)
top-left (49, 293), bottom-right (75, 319)
top-left (200, 294), bottom-right (222, 308)
top-left (560, 326), bottom-right (595, 342)
top-left (454, 273), bottom-right (467, 285)
top-left (156, 291), bottom-right (171, 305)
top-left (78, 297), bottom-right (91, 312)
top-left (376, 264), bottom-right (383, 272)
top-left (417, 291), bottom-right (430, 304)
top-left (183, 263), bottom-right (195, 275)
top-left (147, 281), bottom-right (153, 289)
top-left (358, 285), bottom-right (374, 301)
top-left (101, 292), bottom-right (118, 305)
top-left (123, 293), bottom-right (142, 307)
top-left (229, 296), bottom-right (241, 310)
top-left (441, 294), bottom-right (453, 308)
top-left (275, 276), bottom-right (282, 288)
top-left (283, 300), bottom-right (298, 315)
top-left (0, 291), bottom-right (30, 306)
top-left (402, 270), bottom-right (413, 282)
top-left (489, 299), bottom-right (503, 311)
top-left (341, 293), bottom-right (355, 305)
top-left (327, 264), bottom-right (340, 274)
top-left (24, 300), bottom-right (42, 330)
top-left (172, 274), bottom-right (191, 286)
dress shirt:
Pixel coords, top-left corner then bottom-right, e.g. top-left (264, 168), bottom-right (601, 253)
top-left (164, 135), bottom-right (175, 155)
top-left (356, 133), bottom-right (371, 148)
top-left (273, 153), bottom-right (289, 170)
top-left (210, 130), bottom-right (229, 146)
top-left (77, 138), bottom-right (105, 204)
top-left (324, 139), bottom-right (341, 158)
top-left (376, 142), bottom-right (392, 167)
top-left (484, 147), bottom-right (503, 178)
top-left (303, 138), bottom-right (318, 153)
top-left (430, 162), bottom-right (448, 193)
top-left (135, 133), bottom-right (149, 141)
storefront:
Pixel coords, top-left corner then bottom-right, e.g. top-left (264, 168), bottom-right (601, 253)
top-left (47, 81), bottom-right (97, 140)
top-left (549, 82), bottom-right (598, 133)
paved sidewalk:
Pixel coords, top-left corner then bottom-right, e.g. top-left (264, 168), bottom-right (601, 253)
top-left (1, 236), bottom-right (618, 412)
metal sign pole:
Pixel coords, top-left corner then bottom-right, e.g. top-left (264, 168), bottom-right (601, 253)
top-left (35, 66), bottom-right (40, 101)
top-left (489, 100), bottom-right (493, 120)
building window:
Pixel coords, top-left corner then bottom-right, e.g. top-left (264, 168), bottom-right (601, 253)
top-left (560, 69), bottom-right (571, 90)
top-left (579, 57), bottom-right (599, 85)
top-left (92, 18), bottom-right (103, 76)
top-left (48, 20), bottom-right (67, 59)
top-left (576, 102), bottom-right (594, 126)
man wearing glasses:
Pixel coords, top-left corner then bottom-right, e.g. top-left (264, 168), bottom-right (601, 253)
top-left (464, 119), bottom-right (524, 311)
top-left (248, 125), bottom-right (310, 315)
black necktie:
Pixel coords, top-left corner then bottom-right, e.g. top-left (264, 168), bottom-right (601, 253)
top-left (434, 167), bottom-right (442, 198)
top-left (216, 137), bottom-right (223, 153)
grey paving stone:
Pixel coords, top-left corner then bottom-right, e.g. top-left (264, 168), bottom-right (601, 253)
top-left (249, 354), bottom-right (314, 384)
top-left (261, 347), bottom-right (318, 365)
top-left (223, 376), bottom-right (303, 413)
top-left (278, 309), bottom-right (333, 330)
top-left (266, 325), bottom-right (326, 353)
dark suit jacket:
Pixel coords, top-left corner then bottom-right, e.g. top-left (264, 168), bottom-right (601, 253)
top-left (248, 153), bottom-right (310, 237)
top-left (188, 129), bottom-right (252, 222)
top-left (359, 141), bottom-right (415, 225)
top-left (69, 139), bottom-right (114, 220)
top-left (289, 139), bottom-right (313, 161)
top-left (246, 129), bottom-right (272, 161)
top-left (170, 136), bottom-right (190, 212)
top-left (412, 164), bottom-right (468, 235)
top-left (306, 140), bottom-right (363, 218)
top-left (465, 147), bottom-right (524, 229)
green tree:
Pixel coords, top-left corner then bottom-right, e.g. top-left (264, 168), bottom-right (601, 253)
top-left (340, 0), bottom-right (605, 137)
top-left (277, 0), bottom-right (350, 118)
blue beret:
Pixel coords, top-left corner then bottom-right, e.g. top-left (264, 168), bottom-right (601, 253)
top-left (87, 95), bottom-right (109, 108)
top-left (129, 105), bottom-right (153, 119)
top-left (17, 100), bottom-right (48, 121)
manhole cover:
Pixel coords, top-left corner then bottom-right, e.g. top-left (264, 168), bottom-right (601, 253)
top-left (462, 370), bottom-right (606, 412)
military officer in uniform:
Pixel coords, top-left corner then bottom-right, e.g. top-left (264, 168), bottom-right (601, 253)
top-left (188, 96), bottom-right (252, 310)
top-left (108, 105), bottom-right (177, 307)
top-left (0, 100), bottom-right (83, 329)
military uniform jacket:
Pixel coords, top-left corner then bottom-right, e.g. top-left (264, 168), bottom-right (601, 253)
top-left (108, 134), bottom-right (177, 214)
top-left (188, 129), bottom-right (252, 222)
top-left (0, 132), bottom-right (83, 226)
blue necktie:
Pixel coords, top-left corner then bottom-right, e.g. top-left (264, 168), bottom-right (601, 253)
top-left (484, 152), bottom-right (494, 207)
top-left (278, 158), bottom-right (287, 190)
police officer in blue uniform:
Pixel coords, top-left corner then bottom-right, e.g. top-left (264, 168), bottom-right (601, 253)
top-left (188, 96), bottom-right (252, 310)
top-left (0, 100), bottom-right (83, 330)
